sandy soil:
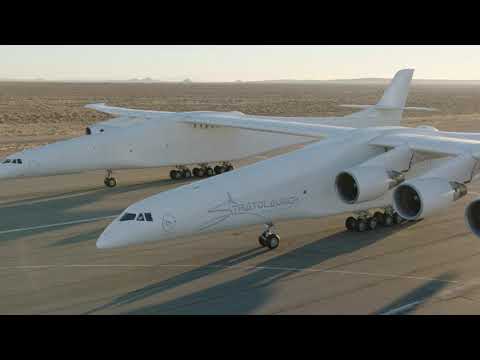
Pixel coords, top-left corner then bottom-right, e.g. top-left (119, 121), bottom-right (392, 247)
top-left (1, 81), bottom-right (480, 156)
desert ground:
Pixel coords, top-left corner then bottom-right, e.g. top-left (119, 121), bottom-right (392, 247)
top-left (2, 81), bottom-right (480, 156)
top-left (2, 81), bottom-right (480, 314)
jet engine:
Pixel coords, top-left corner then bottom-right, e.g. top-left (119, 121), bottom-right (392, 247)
top-left (86, 125), bottom-right (108, 135)
top-left (393, 155), bottom-right (475, 220)
top-left (335, 145), bottom-right (412, 204)
top-left (335, 167), bottom-right (404, 204)
top-left (465, 198), bottom-right (480, 237)
top-left (393, 178), bottom-right (467, 220)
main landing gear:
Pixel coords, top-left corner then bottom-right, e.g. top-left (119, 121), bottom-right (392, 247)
top-left (258, 223), bottom-right (280, 250)
top-left (345, 207), bottom-right (406, 232)
top-left (170, 166), bottom-right (192, 180)
top-left (170, 162), bottom-right (234, 180)
top-left (104, 169), bottom-right (117, 188)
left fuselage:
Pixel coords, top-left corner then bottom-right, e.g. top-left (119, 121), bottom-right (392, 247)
top-left (0, 116), bottom-right (311, 180)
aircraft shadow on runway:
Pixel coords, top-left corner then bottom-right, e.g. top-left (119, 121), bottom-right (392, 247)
top-left (84, 246), bottom-right (271, 314)
top-left (86, 222), bottom-right (420, 315)
top-left (0, 177), bottom-right (192, 246)
top-left (374, 272), bottom-right (455, 315)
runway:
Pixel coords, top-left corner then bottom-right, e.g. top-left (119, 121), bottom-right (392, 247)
top-left (2, 151), bottom-right (480, 314)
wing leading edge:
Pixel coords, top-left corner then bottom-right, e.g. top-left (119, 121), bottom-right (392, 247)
top-left (179, 113), bottom-right (354, 139)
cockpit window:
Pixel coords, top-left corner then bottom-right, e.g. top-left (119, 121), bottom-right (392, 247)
top-left (119, 213), bottom-right (136, 221)
top-left (2, 159), bottom-right (22, 164)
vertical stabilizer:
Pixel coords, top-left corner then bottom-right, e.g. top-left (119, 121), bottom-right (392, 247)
top-left (376, 69), bottom-right (414, 109)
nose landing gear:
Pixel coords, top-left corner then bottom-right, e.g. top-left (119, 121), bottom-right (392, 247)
top-left (104, 169), bottom-right (117, 188)
top-left (258, 223), bottom-right (280, 250)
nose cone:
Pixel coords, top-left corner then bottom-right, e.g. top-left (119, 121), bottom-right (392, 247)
top-left (96, 208), bottom-right (166, 249)
top-left (0, 164), bottom-right (22, 180)
top-left (96, 220), bottom-right (141, 249)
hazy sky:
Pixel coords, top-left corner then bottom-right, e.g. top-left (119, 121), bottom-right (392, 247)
top-left (1, 45), bottom-right (479, 81)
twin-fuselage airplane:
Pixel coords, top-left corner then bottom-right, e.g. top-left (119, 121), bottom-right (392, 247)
top-left (11, 68), bottom-right (475, 253)
top-left (94, 68), bottom-right (480, 250)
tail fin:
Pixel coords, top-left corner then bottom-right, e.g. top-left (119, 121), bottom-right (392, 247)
top-left (376, 69), bottom-right (414, 109)
top-left (334, 69), bottom-right (419, 128)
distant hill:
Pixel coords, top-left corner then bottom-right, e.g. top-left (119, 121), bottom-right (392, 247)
top-left (256, 78), bottom-right (480, 86)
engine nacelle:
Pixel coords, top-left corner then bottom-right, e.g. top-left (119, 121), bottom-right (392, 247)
top-left (465, 199), bottom-right (480, 238)
top-left (85, 126), bottom-right (107, 135)
top-left (335, 166), bottom-right (404, 204)
top-left (85, 124), bottom-right (121, 135)
top-left (393, 178), bottom-right (467, 221)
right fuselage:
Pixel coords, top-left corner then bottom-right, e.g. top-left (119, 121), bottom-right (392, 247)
top-left (97, 126), bottom-right (472, 249)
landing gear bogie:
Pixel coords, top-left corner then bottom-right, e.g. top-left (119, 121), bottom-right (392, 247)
top-left (345, 209), bottom-right (410, 232)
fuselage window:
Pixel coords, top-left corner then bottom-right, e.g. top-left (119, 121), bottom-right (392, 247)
top-left (119, 213), bottom-right (136, 221)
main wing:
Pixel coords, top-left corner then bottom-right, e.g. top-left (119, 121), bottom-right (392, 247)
top-left (85, 103), bottom-right (172, 117)
top-left (370, 132), bottom-right (480, 158)
top-left (179, 112), bottom-right (355, 139)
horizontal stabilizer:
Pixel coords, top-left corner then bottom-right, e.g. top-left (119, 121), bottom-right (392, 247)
top-left (339, 104), bottom-right (438, 112)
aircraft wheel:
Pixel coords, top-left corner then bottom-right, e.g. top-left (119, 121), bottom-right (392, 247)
top-left (384, 214), bottom-right (394, 227)
top-left (206, 167), bottom-right (214, 177)
top-left (197, 168), bottom-right (205, 177)
top-left (356, 219), bottom-right (367, 232)
top-left (105, 177), bottom-right (117, 188)
top-left (183, 169), bottom-right (192, 179)
top-left (258, 234), bottom-right (267, 247)
top-left (345, 217), bottom-right (357, 231)
top-left (266, 234), bottom-right (280, 250)
top-left (374, 211), bottom-right (385, 225)
top-left (214, 165), bottom-right (224, 175)
top-left (225, 165), bottom-right (234, 172)
top-left (170, 170), bottom-right (178, 180)
top-left (367, 217), bottom-right (378, 230)
top-left (393, 212), bottom-right (404, 225)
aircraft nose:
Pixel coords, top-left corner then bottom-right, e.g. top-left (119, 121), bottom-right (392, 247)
top-left (96, 229), bottom-right (114, 249)
top-left (96, 210), bottom-right (161, 249)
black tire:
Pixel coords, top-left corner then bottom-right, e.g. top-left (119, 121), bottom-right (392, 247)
top-left (345, 217), bottom-right (356, 231)
top-left (356, 219), bottom-right (367, 232)
top-left (258, 234), bottom-right (267, 247)
top-left (393, 212), bottom-right (404, 225)
top-left (192, 168), bottom-right (199, 177)
top-left (266, 234), bottom-right (280, 250)
top-left (104, 178), bottom-right (109, 186)
top-left (226, 165), bottom-right (234, 171)
top-left (206, 167), bottom-right (214, 177)
top-left (374, 211), bottom-right (385, 225)
top-left (106, 177), bottom-right (117, 188)
top-left (214, 165), bottom-right (224, 175)
top-left (183, 169), bottom-right (192, 178)
top-left (384, 214), bottom-right (394, 227)
top-left (197, 168), bottom-right (205, 177)
top-left (169, 170), bottom-right (177, 180)
top-left (368, 217), bottom-right (378, 230)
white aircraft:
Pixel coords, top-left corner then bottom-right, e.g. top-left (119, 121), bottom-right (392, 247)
top-left (95, 68), bottom-right (480, 251)
top-left (0, 69), bottom-right (420, 188)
